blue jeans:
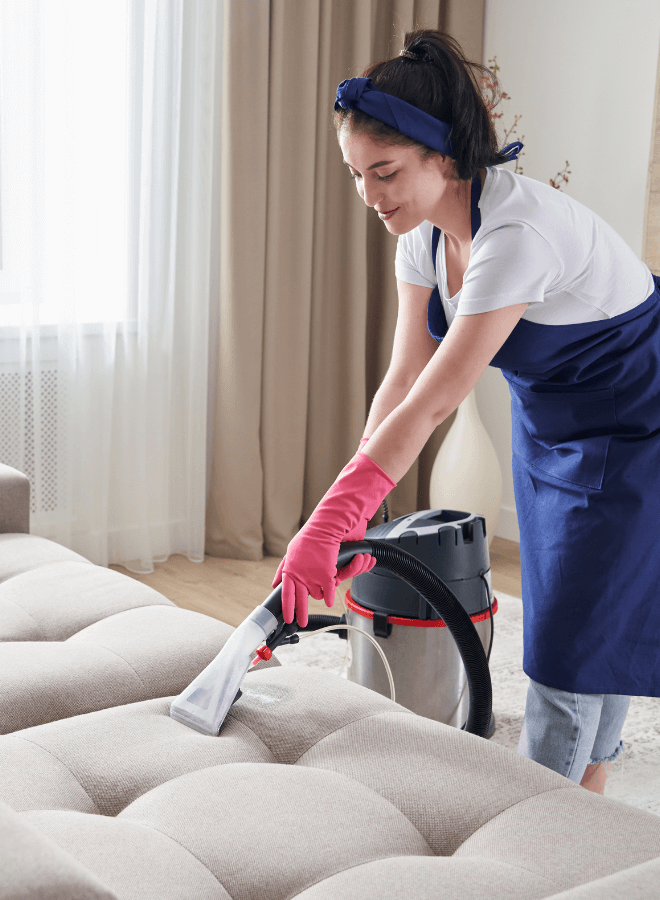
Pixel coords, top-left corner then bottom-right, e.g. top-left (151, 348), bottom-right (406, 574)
top-left (517, 677), bottom-right (630, 783)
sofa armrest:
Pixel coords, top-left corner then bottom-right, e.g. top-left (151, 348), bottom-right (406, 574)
top-left (0, 464), bottom-right (30, 534)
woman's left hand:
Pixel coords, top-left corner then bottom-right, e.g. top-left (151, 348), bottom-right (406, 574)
top-left (272, 527), bottom-right (376, 628)
top-left (271, 451), bottom-right (396, 627)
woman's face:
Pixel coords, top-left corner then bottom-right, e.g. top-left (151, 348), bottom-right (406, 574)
top-left (339, 127), bottom-right (461, 236)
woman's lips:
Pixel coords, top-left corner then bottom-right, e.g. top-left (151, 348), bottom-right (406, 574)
top-left (377, 207), bottom-right (399, 220)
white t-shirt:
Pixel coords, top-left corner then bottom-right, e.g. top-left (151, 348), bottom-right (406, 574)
top-left (394, 166), bottom-right (655, 326)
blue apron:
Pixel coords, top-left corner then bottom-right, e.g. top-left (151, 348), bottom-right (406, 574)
top-left (428, 176), bottom-right (660, 697)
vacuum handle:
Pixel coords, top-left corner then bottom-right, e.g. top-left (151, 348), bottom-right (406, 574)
top-left (337, 540), bottom-right (374, 569)
top-left (261, 541), bottom-right (373, 621)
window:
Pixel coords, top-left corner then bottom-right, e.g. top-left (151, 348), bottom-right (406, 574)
top-left (0, 1), bottom-right (129, 328)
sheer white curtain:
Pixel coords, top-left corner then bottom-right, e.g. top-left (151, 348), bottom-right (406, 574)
top-left (0, 0), bottom-right (220, 572)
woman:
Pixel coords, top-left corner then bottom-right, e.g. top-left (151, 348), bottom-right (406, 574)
top-left (273, 29), bottom-right (660, 795)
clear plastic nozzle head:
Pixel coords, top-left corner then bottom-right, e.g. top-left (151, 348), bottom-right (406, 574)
top-left (169, 605), bottom-right (278, 735)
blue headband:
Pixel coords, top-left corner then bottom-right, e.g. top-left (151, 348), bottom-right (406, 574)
top-left (335, 77), bottom-right (523, 163)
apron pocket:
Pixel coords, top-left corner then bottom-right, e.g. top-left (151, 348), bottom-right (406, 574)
top-left (508, 381), bottom-right (618, 490)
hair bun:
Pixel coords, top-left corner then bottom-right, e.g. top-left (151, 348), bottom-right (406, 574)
top-left (400, 45), bottom-right (434, 65)
top-left (399, 46), bottom-right (426, 62)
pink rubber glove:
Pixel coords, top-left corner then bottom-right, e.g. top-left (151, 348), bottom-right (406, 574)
top-left (272, 450), bottom-right (396, 626)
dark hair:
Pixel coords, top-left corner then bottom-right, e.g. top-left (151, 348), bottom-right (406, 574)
top-left (333, 29), bottom-right (509, 182)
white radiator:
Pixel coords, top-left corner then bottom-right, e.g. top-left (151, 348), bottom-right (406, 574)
top-left (0, 366), bottom-right (64, 517)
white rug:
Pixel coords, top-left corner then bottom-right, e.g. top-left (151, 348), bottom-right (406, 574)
top-left (273, 591), bottom-right (660, 816)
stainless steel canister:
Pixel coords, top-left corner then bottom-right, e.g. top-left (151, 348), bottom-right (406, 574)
top-left (344, 590), bottom-right (497, 728)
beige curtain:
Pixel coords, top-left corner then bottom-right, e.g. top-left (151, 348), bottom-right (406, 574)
top-left (205, 0), bottom-right (486, 561)
top-left (643, 36), bottom-right (660, 275)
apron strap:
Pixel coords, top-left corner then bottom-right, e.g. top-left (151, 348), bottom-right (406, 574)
top-left (431, 226), bottom-right (441, 276)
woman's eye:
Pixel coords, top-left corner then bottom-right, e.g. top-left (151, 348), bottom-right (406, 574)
top-left (349, 171), bottom-right (396, 181)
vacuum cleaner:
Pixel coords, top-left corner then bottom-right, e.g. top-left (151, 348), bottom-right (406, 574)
top-left (170, 508), bottom-right (494, 739)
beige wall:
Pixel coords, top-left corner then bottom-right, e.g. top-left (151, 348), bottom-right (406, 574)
top-left (478, 0), bottom-right (660, 542)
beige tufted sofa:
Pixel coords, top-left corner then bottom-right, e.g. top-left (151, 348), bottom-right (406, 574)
top-left (1, 462), bottom-right (660, 900)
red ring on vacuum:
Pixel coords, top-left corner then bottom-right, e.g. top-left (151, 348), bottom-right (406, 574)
top-left (344, 589), bottom-right (498, 627)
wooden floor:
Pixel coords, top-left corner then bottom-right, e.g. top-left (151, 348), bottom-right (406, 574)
top-left (110, 536), bottom-right (521, 630)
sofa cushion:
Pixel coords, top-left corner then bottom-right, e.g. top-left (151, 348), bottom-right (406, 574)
top-left (0, 533), bottom-right (92, 585)
top-left (0, 532), bottom-right (280, 732)
top-left (0, 799), bottom-right (118, 900)
top-left (2, 509), bottom-right (659, 899)
top-left (21, 809), bottom-right (224, 900)
top-left (0, 669), bottom-right (406, 816)
top-left (2, 666), bottom-right (660, 900)
top-left (0, 605), bottom-right (282, 733)
top-left (0, 557), bottom-right (175, 642)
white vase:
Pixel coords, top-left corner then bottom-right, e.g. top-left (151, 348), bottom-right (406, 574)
top-left (429, 388), bottom-right (502, 546)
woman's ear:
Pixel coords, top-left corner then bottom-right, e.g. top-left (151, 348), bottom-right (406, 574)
top-left (432, 151), bottom-right (459, 181)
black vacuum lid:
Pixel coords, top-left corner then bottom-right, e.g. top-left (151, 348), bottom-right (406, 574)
top-left (352, 509), bottom-right (491, 619)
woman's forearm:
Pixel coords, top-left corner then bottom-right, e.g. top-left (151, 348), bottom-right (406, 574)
top-left (362, 375), bottom-right (416, 440)
top-left (362, 303), bottom-right (531, 484)
top-left (362, 396), bottom-right (440, 485)
top-left (361, 376), bottom-right (440, 485)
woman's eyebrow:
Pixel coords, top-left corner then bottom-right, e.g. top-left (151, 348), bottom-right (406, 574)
top-left (343, 159), bottom-right (395, 170)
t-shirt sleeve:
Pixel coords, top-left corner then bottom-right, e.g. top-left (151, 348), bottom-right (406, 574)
top-left (457, 222), bottom-right (562, 315)
top-left (394, 225), bottom-right (437, 289)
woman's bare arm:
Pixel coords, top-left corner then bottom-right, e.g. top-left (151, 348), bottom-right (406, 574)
top-left (362, 301), bottom-right (529, 483)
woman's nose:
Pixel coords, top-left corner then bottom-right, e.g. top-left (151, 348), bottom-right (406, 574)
top-left (360, 179), bottom-right (382, 208)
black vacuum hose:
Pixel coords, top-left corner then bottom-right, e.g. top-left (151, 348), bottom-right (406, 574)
top-left (303, 539), bottom-right (493, 739)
